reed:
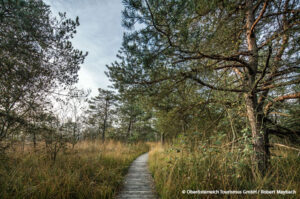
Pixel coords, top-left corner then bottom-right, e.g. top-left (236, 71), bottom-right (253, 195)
top-left (149, 141), bottom-right (300, 199)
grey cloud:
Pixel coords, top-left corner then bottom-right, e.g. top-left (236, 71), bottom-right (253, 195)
top-left (45, 0), bottom-right (123, 95)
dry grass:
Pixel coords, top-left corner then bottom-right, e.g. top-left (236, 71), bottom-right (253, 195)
top-left (149, 142), bottom-right (300, 199)
top-left (0, 140), bottom-right (149, 199)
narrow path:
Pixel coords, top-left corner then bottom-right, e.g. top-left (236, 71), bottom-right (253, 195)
top-left (116, 153), bottom-right (157, 199)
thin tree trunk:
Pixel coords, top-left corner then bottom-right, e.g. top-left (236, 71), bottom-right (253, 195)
top-left (225, 108), bottom-right (237, 151)
top-left (33, 131), bottom-right (36, 151)
top-left (102, 120), bottom-right (106, 142)
top-left (72, 123), bottom-right (76, 149)
top-left (102, 101), bottom-right (108, 143)
top-left (161, 133), bottom-right (164, 145)
top-left (127, 117), bottom-right (132, 141)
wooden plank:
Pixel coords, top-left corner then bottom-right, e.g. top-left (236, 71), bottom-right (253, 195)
top-left (117, 153), bottom-right (158, 199)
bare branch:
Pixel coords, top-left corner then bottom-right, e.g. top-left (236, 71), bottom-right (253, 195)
top-left (259, 78), bottom-right (300, 91)
top-left (252, 45), bottom-right (272, 91)
top-left (214, 64), bottom-right (245, 70)
top-left (173, 52), bottom-right (251, 69)
top-left (272, 143), bottom-right (300, 152)
top-left (182, 72), bottom-right (247, 93)
top-left (264, 92), bottom-right (300, 114)
top-left (144, 0), bottom-right (174, 47)
top-left (262, 9), bottom-right (300, 18)
top-left (250, 0), bottom-right (269, 34)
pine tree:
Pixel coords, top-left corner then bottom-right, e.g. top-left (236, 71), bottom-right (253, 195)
top-left (107, 0), bottom-right (300, 176)
top-left (87, 89), bottom-right (116, 142)
top-left (0, 0), bottom-right (87, 145)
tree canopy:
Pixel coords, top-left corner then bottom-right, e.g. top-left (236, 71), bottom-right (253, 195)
top-left (0, 0), bottom-right (87, 145)
top-left (107, 0), bottom-right (300, 176)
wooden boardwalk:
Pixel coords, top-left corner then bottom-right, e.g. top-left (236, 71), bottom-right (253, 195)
top-left (116, 153), bottom-right (157, 199)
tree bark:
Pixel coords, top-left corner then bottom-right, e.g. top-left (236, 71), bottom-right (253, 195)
top-left (245, 0), bottom-right (269, 176)
top-left (33, 131), bottom-right (37, 151)
top-left (72, 123), bottom-right (76, 149)
top-left (102, 100), bottom-right (108, 143)
top-left (245, 94), bottom-right (269, 176)
top-left (102, 119), bottom-right (107, 142)
top-left (127, 117), bottom-right (132, 141)
top-left (161, 133), bottom-right (165, 145)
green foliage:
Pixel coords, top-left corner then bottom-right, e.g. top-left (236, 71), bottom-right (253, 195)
top-left (108, 0), bottom-right (300, 176)
top-left (86, 88), bottom-right (117, 141)
top-left (0, 0), bottom-right (87, 148)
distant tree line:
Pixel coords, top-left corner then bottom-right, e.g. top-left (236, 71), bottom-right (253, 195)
top-left (84, 88), bottom-right (157, 142)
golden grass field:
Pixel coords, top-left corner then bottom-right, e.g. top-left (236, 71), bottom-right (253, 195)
top-left (0, 140), bottom-right (148, 199)
top-left (148, 142), bottom-right (300, 199)
top-left (1, 140), bottom-right (298, 199)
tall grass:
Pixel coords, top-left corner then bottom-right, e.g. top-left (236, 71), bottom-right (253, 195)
top-left (0, 140), bottom-right (149, 199)
top-left (149, 141), bottom-right (300, 199)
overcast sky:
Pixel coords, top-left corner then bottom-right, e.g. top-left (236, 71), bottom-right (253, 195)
top-left (45, 0), bottom-right (124, 96)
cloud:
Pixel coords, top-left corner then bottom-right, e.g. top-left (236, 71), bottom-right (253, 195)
top-left (45, 0), bottom-right (123, 96)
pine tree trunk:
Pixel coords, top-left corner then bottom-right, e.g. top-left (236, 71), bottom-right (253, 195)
top-left (245, 94), bottom-right (269, 176)
top-left (161, 133), bottom-right (165, 145)
top-left (102, 116), bottom-right (107, 143)
top-left (33, 131), bottom-right (36, 151)
top-left (102, 123), bottom-right (106, 143)
top-left (245, 0), bottom-right (270, 176)
top-left (127, 118), bottom-right (132, 141)
top-left (102, 101), bottom-right (108, 143)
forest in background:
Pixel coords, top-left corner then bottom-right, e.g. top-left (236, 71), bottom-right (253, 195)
top-left (0, 0), bottom-right (300, 198)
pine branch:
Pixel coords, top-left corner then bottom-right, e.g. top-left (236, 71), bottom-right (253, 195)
top-left (264, 92), bottom-right (300, 114)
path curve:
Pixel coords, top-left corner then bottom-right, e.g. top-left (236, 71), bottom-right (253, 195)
top-left (116, 153), bottom-right (157, 199)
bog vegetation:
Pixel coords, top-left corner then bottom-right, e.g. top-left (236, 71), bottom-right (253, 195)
top-left (149, 141), bottom-right (300, 198)
top-left (0, 0), bottom-right (299, 198)
top-left (0, 140), bottom-right (148, 198)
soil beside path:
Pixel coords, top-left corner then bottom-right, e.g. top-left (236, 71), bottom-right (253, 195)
top-left (116, 153), bottom-right (158, 199)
